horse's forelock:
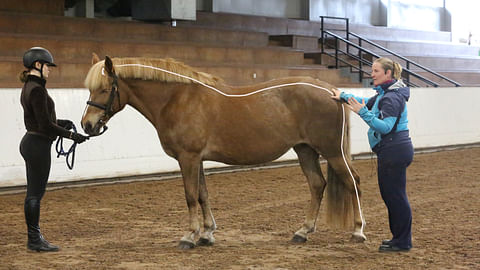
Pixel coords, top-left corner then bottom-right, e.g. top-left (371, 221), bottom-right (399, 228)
top-left (84, 60), bottom-right (109, 91)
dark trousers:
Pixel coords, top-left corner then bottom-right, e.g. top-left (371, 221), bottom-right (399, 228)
top-left (377, 142), bottom-right (414, 249)
top-left (19, 133), bottom-right (52, 231)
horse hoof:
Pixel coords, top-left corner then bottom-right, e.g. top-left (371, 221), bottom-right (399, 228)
top-left (178, 240), bottom-right (195, 250)
top-left (291, 234), bottom-right (307, 243)
top-left (351, 232), bottom-right (367, 243)
top-left (196, 237), bottom-right (214, 246)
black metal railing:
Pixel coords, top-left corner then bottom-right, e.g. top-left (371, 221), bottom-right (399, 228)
top-left (319, 16), bottom-right (461, 87)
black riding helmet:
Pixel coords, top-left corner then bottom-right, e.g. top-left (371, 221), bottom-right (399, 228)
top-left (23, 47), bottom-right (56, 78)
top-left (23, 47), bottom-right (56, 67)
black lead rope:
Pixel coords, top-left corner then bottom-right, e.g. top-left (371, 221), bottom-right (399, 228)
top-left (56, 124), bottom-right (78, 170)
top-left (55, 124), bottom-right (108, 170)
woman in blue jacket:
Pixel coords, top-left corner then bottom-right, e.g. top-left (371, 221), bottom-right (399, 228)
top-left (332, 57), bottom-right (414, 252)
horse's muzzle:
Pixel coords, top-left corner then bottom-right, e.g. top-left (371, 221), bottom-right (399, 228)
top-left (83, 122), bottom-right (102, 136)
top-left (83, 120), bottom-right (104, 136)
top-left (83, 121), bottom-right (95, 135)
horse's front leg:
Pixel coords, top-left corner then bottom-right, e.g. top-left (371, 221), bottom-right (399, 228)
top-left (178, 155), bottom-right (202, 249)
top-left (196, 163), bottom-right (217, 246)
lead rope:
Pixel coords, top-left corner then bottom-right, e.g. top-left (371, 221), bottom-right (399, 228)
top-left (55, 123), bottom-right (107, 170)
top-left (109, 63), bottom-right (366, 229)
top-left (55, 124), bottom-right (77, 170)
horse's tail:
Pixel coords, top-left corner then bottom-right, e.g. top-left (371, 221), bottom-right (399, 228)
top-left (325, 106), bottom-right (359, 229)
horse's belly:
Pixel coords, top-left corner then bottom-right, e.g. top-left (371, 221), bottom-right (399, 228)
top-left (205, 141), bottom-right (293, 165)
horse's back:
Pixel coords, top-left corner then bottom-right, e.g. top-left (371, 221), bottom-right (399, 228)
top-left (197, 76), bottom-right (343, 164)
top-left (228, 76), bottom-right (335, 95)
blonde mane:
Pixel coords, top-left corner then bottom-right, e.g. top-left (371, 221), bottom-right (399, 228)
top-left (84, 57), bottom-right (224, 90)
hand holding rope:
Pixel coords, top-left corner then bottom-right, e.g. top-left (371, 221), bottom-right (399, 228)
top-left (56, 123), bottom-right (78, 170)
top-left (56, 123), bottom-right (100, 170)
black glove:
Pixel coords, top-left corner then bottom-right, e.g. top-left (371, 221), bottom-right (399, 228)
top-left (70, 132), bottom-right (89, 144)
top-left (57, 119), bottom-right (74, 130)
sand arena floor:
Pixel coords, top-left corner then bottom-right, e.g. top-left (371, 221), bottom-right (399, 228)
top-left (0, 147), bottom-right (479, 269)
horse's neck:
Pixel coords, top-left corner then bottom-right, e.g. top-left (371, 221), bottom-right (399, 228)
top-left (125, 80), bottom-right (176, 125)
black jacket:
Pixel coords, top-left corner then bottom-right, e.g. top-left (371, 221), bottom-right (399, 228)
top-left (20, 75), bottom-right (71, 141)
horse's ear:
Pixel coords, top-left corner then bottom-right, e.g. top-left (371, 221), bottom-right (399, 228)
top-left (104, 56), bottom-right (115, 75)
top-left (91, 53), bottom-right (100, 65)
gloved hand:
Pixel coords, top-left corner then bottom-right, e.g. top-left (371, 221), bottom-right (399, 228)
top-left (57, 119), bottom-right (74, 130)
top-left (70, 132), bottom-right (89, 144)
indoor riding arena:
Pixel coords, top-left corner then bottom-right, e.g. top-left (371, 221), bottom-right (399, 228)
top-left (1, 1), bottom-right (479, 269)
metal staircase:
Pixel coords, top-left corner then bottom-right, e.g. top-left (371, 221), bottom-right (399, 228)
top-left (319, 16), bottom-right (461, 87)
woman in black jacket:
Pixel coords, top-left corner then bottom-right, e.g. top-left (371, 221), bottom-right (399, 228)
top-left (19, 47), bottom-right (89, 252)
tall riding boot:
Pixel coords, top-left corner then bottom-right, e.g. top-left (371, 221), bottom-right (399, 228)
top-left (24, 198), bottom-right (59, 252)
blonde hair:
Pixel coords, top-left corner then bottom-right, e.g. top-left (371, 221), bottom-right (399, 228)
top-left (374, 57), bottom-right (402, 80)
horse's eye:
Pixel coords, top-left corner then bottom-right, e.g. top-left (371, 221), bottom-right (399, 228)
top-left (101, 89), bottom-right (108, 94)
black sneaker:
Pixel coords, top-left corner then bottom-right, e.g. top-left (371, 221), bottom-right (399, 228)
top-left (381, 240), bottom-right (392, 245)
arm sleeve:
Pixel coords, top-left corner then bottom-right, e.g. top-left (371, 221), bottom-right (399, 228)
top-left (357, 96), bottom-right (401, 135)
top-left (30, 87), bottom-right (72, 138)
top-left (358, 107), bottom-right (397, 134)
top-left (57, 119), bottom-right (68, 128)
top-left (340, 92), bottom-right (370, 104)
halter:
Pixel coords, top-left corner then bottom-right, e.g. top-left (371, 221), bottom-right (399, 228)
top-left (85, 72), bottom-right (121, 136)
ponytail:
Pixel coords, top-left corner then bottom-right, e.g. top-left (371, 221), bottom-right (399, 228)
top-left (392, 62), bottom-right (402, 80)
top-left (19, 70), bottom-right (29, 83)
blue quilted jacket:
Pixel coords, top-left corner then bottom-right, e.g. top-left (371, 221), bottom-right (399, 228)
top-left (340, 80), bottom-right (411, 151)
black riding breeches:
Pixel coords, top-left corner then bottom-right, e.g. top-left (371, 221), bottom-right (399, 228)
top-left (19, 133), bottom-right (53, 201)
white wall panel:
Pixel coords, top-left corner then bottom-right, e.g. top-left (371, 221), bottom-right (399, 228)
top-left (1, 87), bottom-right (479, 187)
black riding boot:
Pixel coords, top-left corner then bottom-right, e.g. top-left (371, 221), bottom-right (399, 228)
top-left (24, 198), bottom-right (59, 252)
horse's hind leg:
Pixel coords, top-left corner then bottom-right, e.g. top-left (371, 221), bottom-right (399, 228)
top-left (326, 156), bottom-right (366, 242)
top-left (197, 163), bottom-right (217, 246)
top-left (292, 144), bottom-right (327, 243)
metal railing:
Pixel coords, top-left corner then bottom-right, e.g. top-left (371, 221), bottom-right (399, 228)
top-left (319, 16), bottom-right (461, 87)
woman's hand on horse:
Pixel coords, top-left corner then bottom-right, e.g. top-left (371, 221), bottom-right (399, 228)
top-left (331, 88), bottom-right (342, 101)
top-left (347, 97), bottom-right (366, 114)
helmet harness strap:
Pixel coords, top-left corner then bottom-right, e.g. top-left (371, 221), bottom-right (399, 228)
top-left (33, 62), bottom-right (45, 79)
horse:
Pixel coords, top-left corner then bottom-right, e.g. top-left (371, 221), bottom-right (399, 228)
top-left (81, 54), bottom-right (366, 249)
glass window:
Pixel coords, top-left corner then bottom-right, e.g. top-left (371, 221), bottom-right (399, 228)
top-left (391, 0), bottom-right (444, 7)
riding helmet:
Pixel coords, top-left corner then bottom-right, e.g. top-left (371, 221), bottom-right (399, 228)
top-left (23, 47), bottom-right (57, 68)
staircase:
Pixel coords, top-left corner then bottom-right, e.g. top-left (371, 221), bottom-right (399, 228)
top-left (180, 11), bottom-right (480, 87)
top-left (0, 11), bottom-right (360, 89)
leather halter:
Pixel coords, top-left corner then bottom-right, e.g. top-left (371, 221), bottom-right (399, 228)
top-left (85, 72), bottom-right (120, 135)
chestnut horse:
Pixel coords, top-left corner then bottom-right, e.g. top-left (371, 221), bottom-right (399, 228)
top-left (81, 54), bottom-right (366, 249)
